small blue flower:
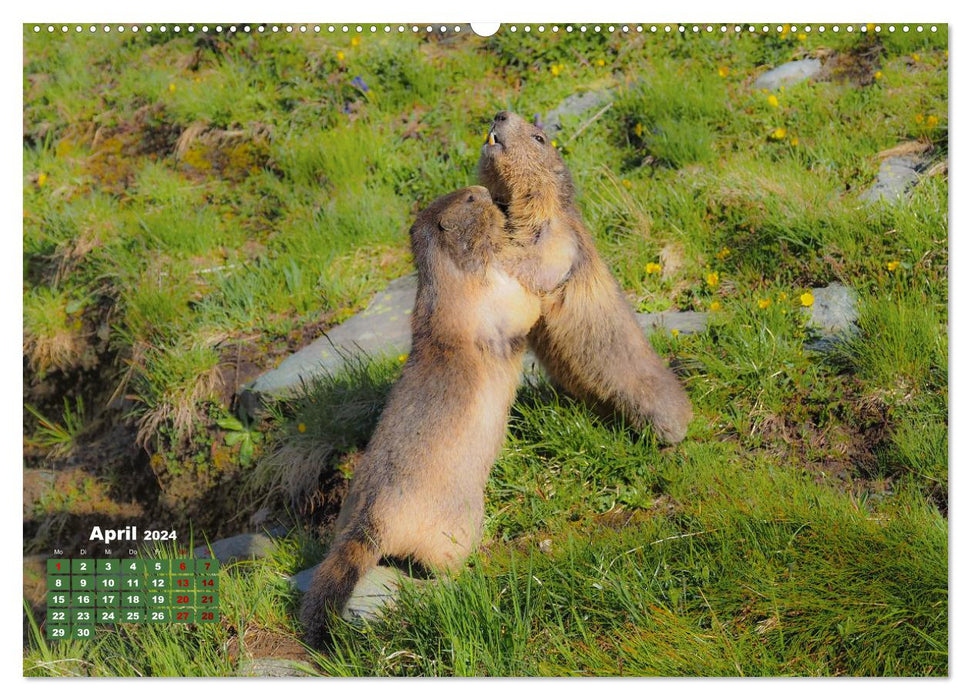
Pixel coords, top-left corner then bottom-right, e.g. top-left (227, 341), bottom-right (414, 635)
top-left (351, 75), bottom-right (370, 93)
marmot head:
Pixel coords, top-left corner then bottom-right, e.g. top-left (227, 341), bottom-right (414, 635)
top-left (477, 110), bottom-right (575, 225)
top-left (410, 186), bottom-right (505, 277)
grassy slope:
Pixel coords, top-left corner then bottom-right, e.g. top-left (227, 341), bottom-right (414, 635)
top-left (23, 25), bottom-right (947, 676)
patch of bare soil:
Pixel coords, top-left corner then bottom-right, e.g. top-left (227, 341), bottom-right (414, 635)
top-left (750, 380), bottom-right (909, 507)
top-left (818, 41), bottom-right (885, 87)
top-left (225, 626), bottom-right (311, 664)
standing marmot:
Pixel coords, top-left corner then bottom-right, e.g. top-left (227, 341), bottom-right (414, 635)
top-left (300, 186), bottom-right (541, 649)
top-left (478, 110), bottom-right (692, 444)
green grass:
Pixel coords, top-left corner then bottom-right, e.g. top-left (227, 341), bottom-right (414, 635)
top-left (23, 24), bottom-right (947, 676)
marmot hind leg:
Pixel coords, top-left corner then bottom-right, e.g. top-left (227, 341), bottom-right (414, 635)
top-left (300, 529), bottom-right (382, 650)
top-left (529, 254), bottom-right (692, 445)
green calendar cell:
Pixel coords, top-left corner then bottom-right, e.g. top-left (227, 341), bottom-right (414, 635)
top-left (197, 591), bottom-right (218, 607)
top-left (47, 608), bottom-right (70, 625)
top-left (195, 558), bottom-right (219, 574)
top-left (172, 609), bottom-right (195, 624)
top-left (97, 591), bottom-right (120, 608)
top-left (47, 574), bottom-right (70, 590)
top-left (122, 575), bottom-right (144, 590)
top-left (122, 591), bottom-right (145, 607)
top-left (71, 559), bottom-right (95, 574)
top-left (72, 608), bottom-right (95, 624)
top-left (122, 609), bottom-right (146, 624)
top-left (96, 559), bottom-right (120, 574)
top-left (73, 575), bottom-right (96, 590)
top-left (197, 610), bottom-right (219, 624)
top-left (196, 575), bottom-right (218, 590)
top-left (148, 609), bottom-right (171, 623)
top-left (121, 559), bottom-right (140, 574)
top-left (171, 576), bottom-right (194, 591)
top-left (71, 592), bottom-right (95, 607)
top-left (47, 591), bottom-right (70, 607)
top-left (147, 591), bottom-right (169, 607)
top-left (72, 625), bottom-right (95, 640)
top-left (172, 592), bottom-right (193, 606)
top-left (98, 609), bottom-right (120, 624)
top-left (97, 575), bottom-right (119, 589)
top-left (46, 624), bottom-right (70, 640)
top-left (47, 559), bottom-right (70, 575)
top-left (143, 559), bottom-right (168, 575)
top-left (172, 558), bottom-right (194, 574)
top-left (146, 575), bottom-right (168, 590)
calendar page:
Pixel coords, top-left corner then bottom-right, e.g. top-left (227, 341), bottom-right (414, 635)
top-left (22, 17), bottom-right (949, 680)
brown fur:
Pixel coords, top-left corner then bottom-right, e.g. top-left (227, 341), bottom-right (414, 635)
top-left (478, 111), bottom-right (692, 444)
top-left (300, 186), bottom-right (541, 649)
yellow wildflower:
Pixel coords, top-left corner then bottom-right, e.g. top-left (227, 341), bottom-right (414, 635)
top-left (758, 298), bottom-right (771, 309)
top-left (595, 58), bottom-right (606, 67)
top-left (911, 53), bottom-right (920, 62)
top-left (771, 127), bottom-right (788, 140)
top-left (634, 123), bottom-right (644, 137)
top-left (800, 292), bottom-right (814, 307)
top-left (790, 137), bottom-right (799, 146)
top-left (887, 260), bottom-right (900, 272)
top-left (709, 300), bottom-right (722, 312)
top-left (645, 262), bottom-right (662, 275)
top-left (550, 63), bottom-right (565, 76)
top-left (715, 247), bottom-right (730, 260)
top-left (337, 50), bottom-right (345, 61)
top-left (778, 291), bottom-right (788, 301)
top-left (706, 271), bottom-right (719, 287)
top-left (867, 23), bottom-right (875, 32)
top-left (551, 139), bottom-right (558, 148)
top-left (37, 173), bottom-right (47, 187)
top-left (297, 423), bottom-right (307, 433)
top-left (351, 36), bottom-right (361, 47)
top-left (718, 66), bottom-right (729, 78)
top-left (168, 82), bottom-right (176, 92)
top-left (915, 113), bottom-right (925, 124)
top-left (927, 115), bottom-right (939, 127)
top-left (767, 94), bottom-right (779, 108)
top-left (621, 179), bottom-right (632, 189)
top-left (397, 354), bottom-right (408, 363)
top-left (797, 33), bottom-right (807, 41)
top-left (671, 328), bottom-right (680, 337)
top-left (874, 71), bottom-right (883, 80)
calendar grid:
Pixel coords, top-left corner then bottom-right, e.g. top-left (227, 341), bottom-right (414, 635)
top-left (45, 556), bottom-right (220, 641)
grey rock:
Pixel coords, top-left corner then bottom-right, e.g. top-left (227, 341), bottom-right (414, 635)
top-left (243, 274), bottom-right (713, 397)
top-left (543, 89), bottom-right (613, 138)
top-left (236, 658), bottom-right (313, 677)
top-left (289, 565), bottom-right (317, 594)
top-left (245, 274), bottom-right (417, 398)
top-left (804, 283), bottom-right (860, 351)
top-left (638, 311), bottom-right (710, 335)
top-left (194, 532), bottom-right (276, 563)
top-left (290, 564), bottom-right (420, 623)
top-left (860, 155), bottom-right (929, 204)
top-left (753, 59), bottom-right (822, 91)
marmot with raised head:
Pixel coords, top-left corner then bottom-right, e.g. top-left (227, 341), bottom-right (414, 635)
top-left (478, 110), bottom-right (692, 444)
top-left (300, 186), bottom-right (541, 649)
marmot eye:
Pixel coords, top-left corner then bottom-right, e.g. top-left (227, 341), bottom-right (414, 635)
top-left (467, 194), bottom-right (475, 203)
top-left (533, 134), bottom-right (546, 145)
